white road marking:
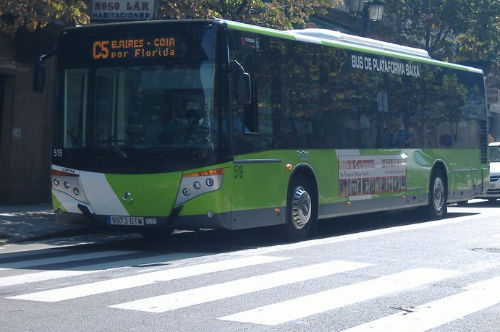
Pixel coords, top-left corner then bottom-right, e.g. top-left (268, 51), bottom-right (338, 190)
top-left (1, 252), bottom-right (206, 288)
top-left (109, 260), bottom-right (371, 313)
top-left (219, 268), bottom-right (458, 326)
top-left (7, 255), bottom-right (287, 301)
top-left (0, 250), bottom-right (137, 271)
top-left (341, 276), bottom-right (500, 332)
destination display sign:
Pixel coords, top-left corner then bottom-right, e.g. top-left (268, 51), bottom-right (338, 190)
top-left (92, 36), bottom-right (177, 60)
top-left (58, 24), bottom-right (215, 67)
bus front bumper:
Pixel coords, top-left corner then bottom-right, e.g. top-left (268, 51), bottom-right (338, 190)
top-left (54, 208), bottom-right (233, 231)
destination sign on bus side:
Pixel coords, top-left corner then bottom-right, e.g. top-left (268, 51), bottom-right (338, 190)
top-left (351, 54), bottom-right (420, 77)
top-left (92, 37), bottom-right (176, 60)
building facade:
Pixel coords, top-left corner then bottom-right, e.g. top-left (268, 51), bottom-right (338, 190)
top-left (0, 30), bottom-right (57, 204)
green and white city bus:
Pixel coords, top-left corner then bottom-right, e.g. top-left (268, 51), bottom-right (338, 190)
top-left (45, 19), bottom-right (489, 240)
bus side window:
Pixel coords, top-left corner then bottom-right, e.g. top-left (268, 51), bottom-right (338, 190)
top-left (243, 79), bottom-right (258, 133)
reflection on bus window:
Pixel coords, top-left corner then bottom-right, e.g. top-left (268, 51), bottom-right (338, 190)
top-left (63, 64), bottom-right (216, 150)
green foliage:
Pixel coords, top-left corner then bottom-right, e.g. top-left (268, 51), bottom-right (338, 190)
top-left (0, 0), bottom-right (90, 34)
top-left (383, 0), bottom-right (500, 65)
top-left (0, 0), bottom-right (341, 35)
top-left (158, 0), bottom-right (343, 30)
top-left (453, 0), bottom-right (500, 64)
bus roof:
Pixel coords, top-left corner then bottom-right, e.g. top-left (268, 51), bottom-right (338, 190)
top-left (221, 19), bottom-right (483, 74)
top-left (287, 29), bottom-right (430, 59)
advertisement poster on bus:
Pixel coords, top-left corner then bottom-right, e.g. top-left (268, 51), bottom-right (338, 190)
top-left (338, 154), bottom-right (406, 198)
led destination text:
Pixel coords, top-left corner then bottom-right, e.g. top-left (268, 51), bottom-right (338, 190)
top-left (92, 37), bottom-right (176, 60)
top-left (351, 54), bottom-right (420, 77)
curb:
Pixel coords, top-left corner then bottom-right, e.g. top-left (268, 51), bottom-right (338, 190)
top-left (0, 204), bottom-right (93, 244)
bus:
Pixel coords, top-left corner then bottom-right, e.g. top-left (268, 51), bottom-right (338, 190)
top-left (42, 19), bottom-right (489, 241)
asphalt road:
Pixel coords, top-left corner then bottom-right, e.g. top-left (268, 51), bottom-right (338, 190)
top-left (0, 200), bottom-right (498, 332)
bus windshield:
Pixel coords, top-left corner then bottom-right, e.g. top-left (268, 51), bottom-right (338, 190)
top-left (64, 64), bottom-right (215, 150)
top-left (53, 22), bottom-right (223, 173)
top-left (59, 63), bottom-right (217, 173)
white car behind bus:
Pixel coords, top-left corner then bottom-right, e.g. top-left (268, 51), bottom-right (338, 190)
top-left (478, 142), bottom-right (500, 202)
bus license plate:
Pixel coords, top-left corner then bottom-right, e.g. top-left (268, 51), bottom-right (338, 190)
top-left (108, 216), bottom-right (144, 226)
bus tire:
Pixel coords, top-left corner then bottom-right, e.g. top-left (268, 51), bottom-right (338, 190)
top-left (284, 174), bottom-right (317, 241)
top-left (140, 227), bottom-right (174, 242)
top-left (425, 170), bottom-right (447, 219)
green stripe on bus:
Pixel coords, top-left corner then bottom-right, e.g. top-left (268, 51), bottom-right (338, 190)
top-left (51, 193), bottom-right (66, 212)
top-left (224, 21), bottom-right (297, 40)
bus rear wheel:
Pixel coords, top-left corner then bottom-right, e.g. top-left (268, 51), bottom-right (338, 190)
top-left (425, 170), bottom-right (447, 219)
top-left (284, 174), bottom-right (317, 241)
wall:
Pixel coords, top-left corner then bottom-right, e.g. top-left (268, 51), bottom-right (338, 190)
top-left (0, 31), bottom-right (56, 204)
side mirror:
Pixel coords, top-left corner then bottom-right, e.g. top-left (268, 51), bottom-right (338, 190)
top-left (33, 56), bottom-right (46, 93)
top-left (236, 72), bottom-right (251, 105)
top-left (33, 50), bottom-right (56, 93)
top-left (230, 60), bottom-right (251, 105)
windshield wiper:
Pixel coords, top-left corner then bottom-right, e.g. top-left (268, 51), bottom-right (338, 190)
top-left (111, 142), bottom-right (128, 158)
top-left (86, 137), bottom-right (128, 158)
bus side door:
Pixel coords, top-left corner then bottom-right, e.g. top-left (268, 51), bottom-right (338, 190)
top-left (231, 159), bottom-right (284, 229)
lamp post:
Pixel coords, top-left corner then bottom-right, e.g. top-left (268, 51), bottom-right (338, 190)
top-left (347, 0), bottom-right (385, 36)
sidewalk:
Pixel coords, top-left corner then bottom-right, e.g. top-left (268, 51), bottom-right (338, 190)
top-left (0, 203), bottom-right (89, 244)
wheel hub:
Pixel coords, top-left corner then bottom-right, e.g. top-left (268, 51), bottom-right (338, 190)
top-left (433, 177), bottom-right (445, 212)
top-left (292, 186), bottom-right (311, 230)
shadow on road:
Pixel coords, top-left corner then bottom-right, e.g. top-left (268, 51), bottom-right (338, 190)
top-left (78, 206), bottom-right (479, 254)
top-left (1, 201), bottom-right (491, 272)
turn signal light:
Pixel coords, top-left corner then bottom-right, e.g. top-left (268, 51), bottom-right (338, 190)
top-left (183, 168), bottom-right (224, 177)
top-left (51, 169), bottom-right (78, 177)
top-left (175, 168), bottom-right (224, 205)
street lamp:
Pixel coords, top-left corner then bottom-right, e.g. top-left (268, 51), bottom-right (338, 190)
top-left (367, 0), bottom-right (385, 21)
top-left (346, 0), bottom-right (385, 35)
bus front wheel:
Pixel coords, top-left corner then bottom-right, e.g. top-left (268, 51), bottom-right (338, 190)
top-left (284, 174), bottom-right (317, 241)
top-left (425, 170), bottom-right (447, 219)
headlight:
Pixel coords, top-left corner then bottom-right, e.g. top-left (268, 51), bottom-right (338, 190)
top-left (51, 168), bottom-right (89, 204)
top-left (175, 168), bottom-right (224, 205)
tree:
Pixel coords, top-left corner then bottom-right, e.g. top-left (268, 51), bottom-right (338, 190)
top-left (157, 0), bottom-right (343, 30)
top-left (382, 0), bottom-right (500, 67)
top-left (0, 0), bottom-right (90, 35)
top-left (0, 0), bottom-right (342, 35)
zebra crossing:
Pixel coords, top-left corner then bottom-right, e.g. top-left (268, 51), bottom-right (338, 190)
top-left (341, 276), bottom-right (500, 332)
top-left (7, 255), bottom-right (287, 302)
top-left (109, 260), bottom-right (372, 313)
top-left (1, 248), bottom-right (499, 331)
